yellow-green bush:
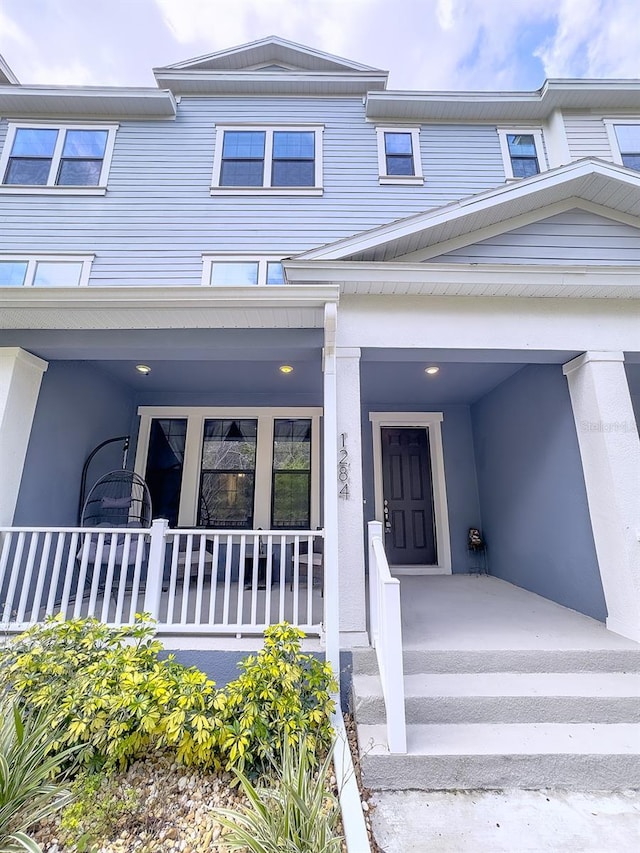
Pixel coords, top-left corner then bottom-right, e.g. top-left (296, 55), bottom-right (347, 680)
top-left (0, 617), bottom-right (335, 776)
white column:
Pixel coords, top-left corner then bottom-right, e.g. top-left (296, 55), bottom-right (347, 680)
top-left (0, 348), bottom-right (48, 525)
top-left (563, 351), bottom-right (640, 641)
top-left (323, 304), bottom-right (340, 672)
top-left (336, 347), bottom-right (368, 646)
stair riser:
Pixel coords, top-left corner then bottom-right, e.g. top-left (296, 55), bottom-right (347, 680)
top-left (361, 753), bottom-right (640, 791)
top-left (354, 695), bottom-right (640, 725)
top-left (351, 649), bottom-right (640, 675)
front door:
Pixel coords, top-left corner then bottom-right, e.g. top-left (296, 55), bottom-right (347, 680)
top-left (381, 426), bottom-right (437, 566)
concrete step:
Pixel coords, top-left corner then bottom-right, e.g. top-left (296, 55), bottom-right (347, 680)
top-left (353, 671), bottom-right (640, 724)
top-left (358, 722), bottom-right (640, 790)
top-left (351, 646), bottom-right (640, 676)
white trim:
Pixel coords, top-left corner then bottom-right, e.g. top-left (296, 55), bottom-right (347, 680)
top-left (375, 126), bottom-right (423, 185)
top-left (295, 159), bottom-right (640, 262)
top-left (604, 119), bottom-right (640, 167)
top-left (135, 406), bottom-right (322, 530)
top-left (0, 122), bottom-right (118, 191)
top-left (368, 411), bottom-right (451, 574)
top-left (497, 127), bottom-right (547, 180)
top-left (211, 125), bottom-right (324, 193)
top-left (0, 254), bottom-right (94, 288)
top-left (201, 252), bottom-right (287, 286)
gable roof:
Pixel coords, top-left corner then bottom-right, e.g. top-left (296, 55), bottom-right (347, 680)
top-left (296, 159), bottom-right (640, 263)
top-left (0, 54), bottom-right (18, 85)
top-left (153, 35), bottom-right (387, 95)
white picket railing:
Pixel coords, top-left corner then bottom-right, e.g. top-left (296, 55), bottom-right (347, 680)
top-left (367, 520), bottom-right (407, 754)
top-left (0, 520), bottom-right (324, 636)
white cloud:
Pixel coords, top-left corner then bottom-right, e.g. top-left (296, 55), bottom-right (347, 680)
top-left (535, 0), bottom-right (640, 78)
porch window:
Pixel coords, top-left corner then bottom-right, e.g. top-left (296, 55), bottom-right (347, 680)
top-left (198, 419), bottom-right (257, 528)
top-left (135, 407), bottom-right (321, 530)
top-left (144, 418), bottom-right (187, 527)
top-left (271, 419), bottom-right (311, 528)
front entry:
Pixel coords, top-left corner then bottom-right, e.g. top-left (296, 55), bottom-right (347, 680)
top-left (381, 427), bottom-right (437, 566)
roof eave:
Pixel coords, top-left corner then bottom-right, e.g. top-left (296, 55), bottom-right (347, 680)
top-left (0, 86), bottom-right (177, 118)
top-left (154, 70), bottom-right (388, 95)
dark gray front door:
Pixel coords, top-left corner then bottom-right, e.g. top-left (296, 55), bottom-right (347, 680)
top-left (381, 427), bottom-right (437, 565)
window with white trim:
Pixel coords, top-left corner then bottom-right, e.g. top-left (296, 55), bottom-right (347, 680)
top-left (211, 126), bottom-right (323, 194)
top-left (498, 128), bottom-right (546, 179)
top-left (135, 408), bottom-right (321, 530)
top-left (0, 124), bottom-right (117, 193)
top-left (0, 255), bottom-right (93, 287)
top-left (606, 122), bottom-right (640, 170)
top-left (375, 126), bottom-right (423, 185)
top-left (202, 255), bottom-right (285, 287)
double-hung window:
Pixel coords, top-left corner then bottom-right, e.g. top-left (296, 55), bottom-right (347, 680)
top-left (0, 124), bottom-right (117, 193)
top-left (375, 126), bottom-right (423, 185)
top-left (211, 126), bottom-right (323, 194)
top-left (0, 254), bottom-right (93, 287)
top-left (498, 128), bottom-right (546, 180)
top-left (136, 408), bottom-right (321, 530)
top-left (202, 254), bottom-right (285, 286)
top-left (606, 122), bottom-right (640, 171)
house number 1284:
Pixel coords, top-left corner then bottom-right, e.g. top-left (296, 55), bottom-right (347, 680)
top-left (338, 432), bottom-right (350, 499)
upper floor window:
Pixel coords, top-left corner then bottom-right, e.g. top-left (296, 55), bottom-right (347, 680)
top-left (0, 124), bottom-right (117, 194)
top-left (201, 255), bottom-right (285, 286)
top-left (375, 126), bottom-right (423, 185)
top-left (0, 254), bottom-right (93, 287)
top-left (498, 128), bottom-right (546, 180)
top-left (606, 122), bottom-right (640, 171)
top-left (211, 126), bottom-right (323, 195)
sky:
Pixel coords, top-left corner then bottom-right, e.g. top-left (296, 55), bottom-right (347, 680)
top-left (1, 0), bottom-right (640, 91)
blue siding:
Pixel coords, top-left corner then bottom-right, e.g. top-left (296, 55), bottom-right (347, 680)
top-left (429, 209), bottom-right (640, 265)
top-left (471, 364), bottom-right (606, 621)
top-left (14, 362), bottom-right (135, 526)
top-left (0, 100), bottom-right (507, 285)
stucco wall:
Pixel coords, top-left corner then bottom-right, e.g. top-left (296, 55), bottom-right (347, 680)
top-left (14, 362), bottom-right (135, 526)
top-left (471, 364), bottom-right (606, 620)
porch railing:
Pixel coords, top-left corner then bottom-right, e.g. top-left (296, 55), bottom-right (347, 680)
top-left (0, 520), bottom-right (324, 636)
top-left (367, 520), bottom-right (407, 753)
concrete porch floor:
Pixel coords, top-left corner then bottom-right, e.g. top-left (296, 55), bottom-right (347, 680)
top-left (398, 574), bottom-right (640, 651)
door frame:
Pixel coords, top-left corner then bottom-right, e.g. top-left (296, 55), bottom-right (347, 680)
top-left (369, 411), bottom-right (451, 575)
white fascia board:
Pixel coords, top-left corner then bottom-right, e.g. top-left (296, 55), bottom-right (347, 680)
top-left (158, 36), bottom-right (385, 73)
top-left (0, 86), bottom-right (177, 118)
top-left (284, 259), bottom-right (640, 297)
top-left (0, 284), bottom-right (339, 310)
top-left (365, 80), bottom-right (640, 122)
top-left (297, 159), bottom-right (640, 262)
top-left (0, 55), bottom-right (18, 85)
top-left (154, 71), bottom-right (387, 95)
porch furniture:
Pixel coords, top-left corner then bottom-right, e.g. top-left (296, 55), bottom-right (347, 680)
top-left (81, 470), bottom-right (152, 529)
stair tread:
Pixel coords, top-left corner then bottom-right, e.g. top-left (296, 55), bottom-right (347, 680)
top-left (353, 671), bottom-right (640, 698)
top-left (358, 722), bottom-right (640, 756)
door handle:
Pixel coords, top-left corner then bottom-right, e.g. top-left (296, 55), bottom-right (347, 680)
top-left (383, 500), bottom-right (392, 534)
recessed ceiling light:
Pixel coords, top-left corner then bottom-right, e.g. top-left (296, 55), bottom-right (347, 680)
top-left (425, 366), bottom-right (440, 375)
top-left (279, 364), bottom-right (294, 374)
top-left (135, 364), bottom-right (151, 375)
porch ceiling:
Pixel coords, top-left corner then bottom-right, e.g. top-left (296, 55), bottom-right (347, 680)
top-left (360, 349), bottom-right (578, 406)
top-left (1, 328), bottom-right (324, 394)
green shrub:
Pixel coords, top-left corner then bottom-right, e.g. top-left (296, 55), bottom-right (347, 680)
top-left (0, 618), bottom-right (336, 777)
top-left (0, 615), bottom-right (219, 770)
top-left (0, 697), bottom-right (77, 853)
top-left (58, 771), bottom-right (141, 853)
top-left (219, 623), bottom-right (337, 776)
top-left (214, 738), bottom-right (342, 853)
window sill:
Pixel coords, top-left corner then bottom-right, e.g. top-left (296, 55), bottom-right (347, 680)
top-left (378, 175), bottom-right (424, 186)
top-left (0, 185), bottom-right (108, 196)
top-left (210, 186), bottom-right (323, 197)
